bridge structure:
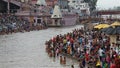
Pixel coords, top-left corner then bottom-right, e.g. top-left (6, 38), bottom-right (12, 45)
top-left (79, 10), bottom-right (120, 24)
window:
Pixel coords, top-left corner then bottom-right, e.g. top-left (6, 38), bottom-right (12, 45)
top-left (55, 19), bottom-right (58, 22)
top-left (54, 15), bottom-right (57, 17)
top-left (55, 19), bottom-right (58, 25)
top-left (80, 5), bottom-right (82, 7)
top-left (37, 19), bottom-right (41, 23)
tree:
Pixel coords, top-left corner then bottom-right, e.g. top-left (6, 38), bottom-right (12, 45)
top-left (84, 0), bottom-right (89, 3)
top-left (84, 0), bottom-right (98, 12)
top-left (116, 6), bottom-right (120, 10)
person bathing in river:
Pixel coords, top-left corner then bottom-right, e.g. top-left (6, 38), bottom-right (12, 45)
top-left (60, 56), bottom-right (63, 64)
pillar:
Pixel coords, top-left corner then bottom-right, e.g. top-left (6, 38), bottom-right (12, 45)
top-left (8, 0), bottom-right (10, 14)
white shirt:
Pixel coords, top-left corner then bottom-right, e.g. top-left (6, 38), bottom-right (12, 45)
top-left (99, 48), bottom-right (103, 56)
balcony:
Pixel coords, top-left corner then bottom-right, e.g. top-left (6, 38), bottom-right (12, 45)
top-left (2, 0), bottom-right (21, 6)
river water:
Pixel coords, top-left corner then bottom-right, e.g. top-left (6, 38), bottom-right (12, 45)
top-left (0, 25), bottom-right (84, 68)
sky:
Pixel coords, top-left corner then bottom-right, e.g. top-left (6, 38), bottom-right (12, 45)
top-left (97, 0), bottom-right (120, 9)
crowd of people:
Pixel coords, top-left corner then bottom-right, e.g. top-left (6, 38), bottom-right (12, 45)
top-left (0, 14), bottom-right (47, 35)
top-left (45, 28), bottom-right (120, 68)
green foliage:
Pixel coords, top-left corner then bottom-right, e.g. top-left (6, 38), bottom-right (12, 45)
top-left (116, 6), bottom-right (120, 10)
top-left (84, 0), bottom-right (98, 12)
top-left (84, 0), bottom-right (90, 3)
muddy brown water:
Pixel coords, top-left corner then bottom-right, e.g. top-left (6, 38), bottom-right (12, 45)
top-left (0, 25), bottom-right (84, 68)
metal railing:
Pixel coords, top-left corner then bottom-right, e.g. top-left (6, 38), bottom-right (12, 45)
top-left (79, 16), bottom-right (120, 20)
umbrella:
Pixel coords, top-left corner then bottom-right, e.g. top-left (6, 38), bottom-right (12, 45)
top-left (101, 27), bottom-right (109, 32)
top-left (102, 26), bottom-right (120, 35)
top-left (111, 21), bottom-right (120, 26)
top-left (101, 26), bottom-right (120, 45)
top-left (94, 24), bottom-right (110, 29)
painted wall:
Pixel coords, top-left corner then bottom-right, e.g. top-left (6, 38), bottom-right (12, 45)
top-left (63, 14), bottom-right (77, 26)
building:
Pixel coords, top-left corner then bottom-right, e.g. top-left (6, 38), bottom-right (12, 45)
top-left (36, 0), bottom-right (46, 6)
top-left (45, 0), bottom-right (58, 7)
top-left (96, 10), bottom-right (120, 22)
top-left (58, 0), bottom-right (69, 9)
top-left (78, 3), bottom-right (90, 16)
top-left (68, 0), bottom-right (90, 15)
top-left (0, 0), bottom-right (78, 27)
top-left (50, 5), bottom-right (62, 26)
top-left (0, 0), bottom-right (21, 13)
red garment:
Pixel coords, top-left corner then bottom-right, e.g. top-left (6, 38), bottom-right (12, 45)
top-left (66, 36), bottom-right (70, 40)
top-left (115, 58), bottom-right (120, 68)
top-left (110, 63), bottom-right (116, 68)
top-left (70, 38), bottom-right (74, 43)
top-left (52, 37), bottom-right (56, 42)
top-left (106, 56), bottom-right (110, 63)
top-left (85, 53), bottom-right (89, 61)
